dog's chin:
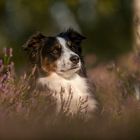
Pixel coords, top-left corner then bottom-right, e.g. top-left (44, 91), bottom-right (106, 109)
top-left (57, 67), bottom-right (80, 79)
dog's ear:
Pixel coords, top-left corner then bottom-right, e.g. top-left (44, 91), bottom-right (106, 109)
top-left (23, 32), bottom-right (46, 51)
top-left (59, 28), bottom-right (86, 44)
top-left (23, 32), bottom-right (46, 63)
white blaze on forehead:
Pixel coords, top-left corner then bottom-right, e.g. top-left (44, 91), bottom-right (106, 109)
top-left (56, 36), bottom-right (77, 60)
top-left (57, 37), bottom-right (73, 55)
top-left (57, 37), bottom-right (67, 49)
top-left (56, 37), bottom-right (81, 78)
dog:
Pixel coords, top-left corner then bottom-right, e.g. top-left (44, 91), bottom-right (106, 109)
top-left (23, 28), bottom-right (97, 117)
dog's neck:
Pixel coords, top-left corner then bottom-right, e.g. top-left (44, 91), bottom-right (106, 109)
top-left (37, 72), bottom-right (89, 99)
top-left (37, 72), bottom-right (96, 114)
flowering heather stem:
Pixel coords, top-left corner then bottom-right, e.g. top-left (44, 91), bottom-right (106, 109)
top-left (3, 48), bottom-right (13, 65)
top-left (0, 59), bottom-right (2, 67)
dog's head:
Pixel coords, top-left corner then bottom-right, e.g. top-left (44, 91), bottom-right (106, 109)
top-left (23, 28), bottom-right (86, 79)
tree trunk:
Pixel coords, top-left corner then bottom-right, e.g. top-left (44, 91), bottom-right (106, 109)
top-left (134, 0), bottom-right (140, 49)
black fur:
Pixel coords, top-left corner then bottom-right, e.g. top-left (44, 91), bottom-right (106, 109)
top-left (58, 28), bottom-right (86, 44)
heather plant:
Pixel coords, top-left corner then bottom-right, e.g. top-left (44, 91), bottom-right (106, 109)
top-left (0, 48), bottom-right (14, 91)
top-left (0, 48), bottom-right (140, 139)
top-left (0, 48), bottom-right (88, 125)
top-left (0, 48), bottom-right (55, 124)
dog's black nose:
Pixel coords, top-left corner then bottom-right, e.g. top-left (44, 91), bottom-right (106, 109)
top-left (70, 55), bottom-right (79, 64)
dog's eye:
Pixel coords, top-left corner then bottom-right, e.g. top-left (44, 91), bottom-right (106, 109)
top-left (51, 49), bottom-right (58, 54)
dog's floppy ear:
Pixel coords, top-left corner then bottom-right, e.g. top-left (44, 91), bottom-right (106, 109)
top-left (23, 32), bottom-right (46, 51)
top-left (66, 28), bottom-right (86, 44)
top-left (23, 32), bottom-right (46, 64)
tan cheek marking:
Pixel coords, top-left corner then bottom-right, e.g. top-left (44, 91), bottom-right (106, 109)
top-left (41, 58), bottom-right (56, 75)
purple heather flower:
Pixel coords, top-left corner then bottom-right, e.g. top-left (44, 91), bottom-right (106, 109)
top-left (8, 61), bottom-right (15, 74)
top-left (3, 48), bottom-right (13, 57)
top-left (10, 61), bottom-right (14, 68)
top-left (9, 48), bottom-right (13, 57)
top-left (1, 74), bottom-right (8, 83)
top-left (0, 59), bottom-right (3, 67)
top-left (0, 59), bottom-right (3, 72)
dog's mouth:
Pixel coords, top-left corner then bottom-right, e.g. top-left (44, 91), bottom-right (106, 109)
top-left (60, 66), bottom-right (79, 72)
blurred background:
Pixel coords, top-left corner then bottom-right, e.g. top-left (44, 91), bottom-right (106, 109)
top-left (1, 1), bottom-right (140, 139)
top-left (0, 0), bottom-right (133, 68)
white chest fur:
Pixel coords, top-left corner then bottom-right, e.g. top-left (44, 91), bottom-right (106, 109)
top-left (38, 73), bottom-right (96, 115)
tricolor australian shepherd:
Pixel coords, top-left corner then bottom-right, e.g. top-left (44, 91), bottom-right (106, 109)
top-left (23, 28), bottom-right (97, 117)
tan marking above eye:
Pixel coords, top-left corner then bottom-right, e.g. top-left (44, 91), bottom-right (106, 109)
top-left (67, 41), bottom-right (72, 46)
top-left (57, 44), bottom-right (61, 49)
top-left (54, 43), bottom-right (61, 48)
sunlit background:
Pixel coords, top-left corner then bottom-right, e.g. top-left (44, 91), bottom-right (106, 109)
top-left (0, 0), bottom-right (133, 68)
